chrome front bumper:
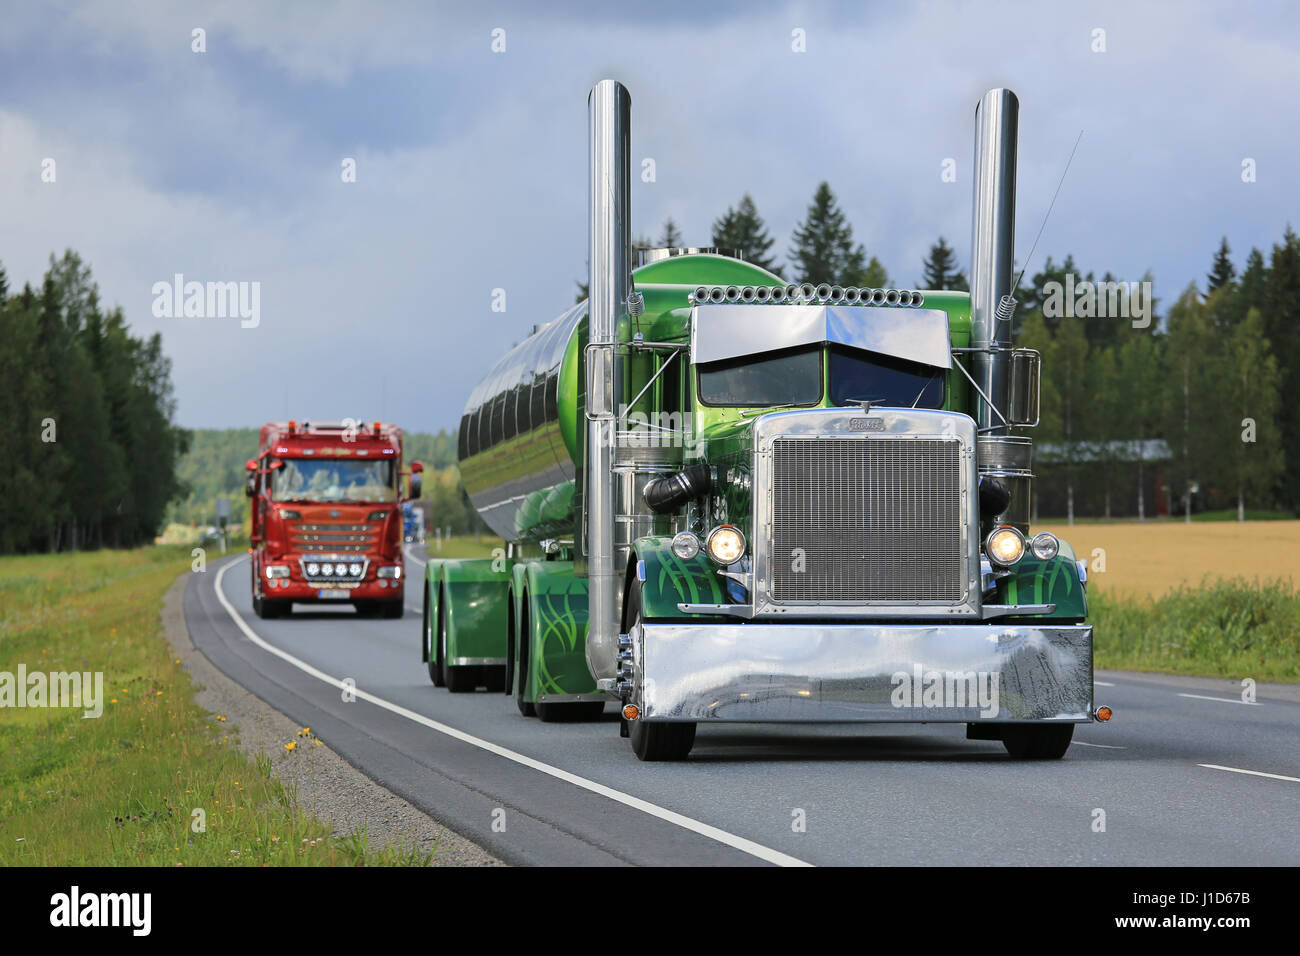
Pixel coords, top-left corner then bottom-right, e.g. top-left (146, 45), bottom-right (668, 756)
top-left (631, 622), bottom-right (1093, 723)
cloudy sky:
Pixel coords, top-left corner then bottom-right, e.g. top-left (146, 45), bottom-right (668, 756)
top-left (1, 0), bottom-right (1294, 431)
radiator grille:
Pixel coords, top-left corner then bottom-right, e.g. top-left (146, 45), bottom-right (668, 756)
top-left (769, 437), bottom-right (964, 603)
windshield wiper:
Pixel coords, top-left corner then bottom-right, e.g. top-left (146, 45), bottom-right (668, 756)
top-left (910, 372), bottom-right (942, 408)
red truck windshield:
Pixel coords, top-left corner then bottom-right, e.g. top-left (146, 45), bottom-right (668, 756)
top-left (272, 458), bottom-right (396, 503)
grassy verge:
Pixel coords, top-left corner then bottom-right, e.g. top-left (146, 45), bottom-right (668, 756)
top-left (421, 535), bottom-right (506, 561)
top-left (0, 546), bottom-right (427, 865)
top-left (1092, 577), bottom-right (1300, 682)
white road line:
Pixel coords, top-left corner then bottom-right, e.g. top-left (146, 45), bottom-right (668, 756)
top-left (1177, 693), bottom-right (1260, 706)
top-left (1094, 680), bottom-right (1115, 687)
top-left (404, 544), bottom-right (427, 568)
top-left (212, 559), bottom-right (810, 867)
top-left (1073, 741), bottom-right (1126, 750)
top-left (1199, 764), bottom-right (1300, 784)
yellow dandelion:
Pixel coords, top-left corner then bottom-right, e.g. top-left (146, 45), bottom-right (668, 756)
top-left (284, 741), bottom-right (296, 751)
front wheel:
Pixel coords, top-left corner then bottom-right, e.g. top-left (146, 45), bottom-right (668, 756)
top-left (623, 577), bottom-right (695, 761)
top-left (630, 719), bottom-right (697, 761)
top-left (1002, 724), bottom-right (1074, 759)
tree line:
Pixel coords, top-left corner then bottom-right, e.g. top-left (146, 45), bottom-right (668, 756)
top-left (1022, 230), bottom-right (1296, 520)
top-left (577, 182), bottom-right (968, 301)
top-left (0, 251), bottom-right (190, 553)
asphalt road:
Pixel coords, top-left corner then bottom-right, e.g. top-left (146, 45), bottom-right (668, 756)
top-left (183, 549), bottom-right (1300, 866)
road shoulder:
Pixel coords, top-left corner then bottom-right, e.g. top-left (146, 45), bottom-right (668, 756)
top-left (163, 570), bottom-right (503, 866)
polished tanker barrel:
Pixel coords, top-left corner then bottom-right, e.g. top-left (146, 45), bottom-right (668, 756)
top-left (457, 252), bottom-right (786, 543)
top-left (457, 302), bottom-right (586, 541)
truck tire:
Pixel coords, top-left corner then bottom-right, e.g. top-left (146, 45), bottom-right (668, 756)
top-left (630, 717), bottom-right (697, 762)
top-left (425, 586), bottom-right (443, 687)
top-left (515, 594), bottom-right (536, 716)
top-left (536, 701), bottom-right (605, 722)
top-left (1002, 723), bottom-right (1074, 759)
top-left (623, 577), bottom-right (695, 761)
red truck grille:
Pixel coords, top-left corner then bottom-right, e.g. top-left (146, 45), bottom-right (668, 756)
top-left (289, 521), bottom-right (383, 553)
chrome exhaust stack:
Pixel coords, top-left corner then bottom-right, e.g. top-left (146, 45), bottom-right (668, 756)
top-left (970, 88), bottom-right (1019, 437)
top-left (585, 78), bottom-right (631, 684)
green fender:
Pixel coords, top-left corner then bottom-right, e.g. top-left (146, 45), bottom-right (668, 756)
top-left (421, 560), bottom-right (444, 662)
top-left (518, 561), bottom-right (593, 700)
top-left (996, 540), bottom-right (1088, 621)
top-left (632, 536), bottom-right (730, 621)
top-left (424, 557), bottom-right (510, 666)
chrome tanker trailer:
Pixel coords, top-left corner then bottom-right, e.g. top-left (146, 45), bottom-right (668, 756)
top-left (421, 79), bottom-right (1110, 761)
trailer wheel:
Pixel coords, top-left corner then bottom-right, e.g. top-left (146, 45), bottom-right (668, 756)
top-left (624, 577), bottom-right (695, 761)
top-left (515, 593), bottom-right (536, 716)
top-left (1002, 724), bottom-right (1074, 759)
top-left (425, 586), bottom-right (443, 687)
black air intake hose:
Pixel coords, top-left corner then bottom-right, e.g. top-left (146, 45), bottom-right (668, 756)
top-left (978, 476), bottom-right (1013, 517)
top-left (643, 464), bottom-right (713, 514)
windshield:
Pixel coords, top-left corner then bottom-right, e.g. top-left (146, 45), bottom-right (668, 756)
top-left (829, 346), bottom-right (944, 409)
top-left (697, 345), bottom-right (822, 407)
top-left (272, 458), bottom-right (396, 503)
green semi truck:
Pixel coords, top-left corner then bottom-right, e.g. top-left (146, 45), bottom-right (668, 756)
top-left (421, 80), bottom-right (1110, 761)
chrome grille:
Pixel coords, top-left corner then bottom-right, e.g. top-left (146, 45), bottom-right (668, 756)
top-left (770, 437), bottom-right (964, 603)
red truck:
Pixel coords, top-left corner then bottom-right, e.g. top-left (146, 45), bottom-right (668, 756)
top-left (245, 420), bottom-right (422, 619)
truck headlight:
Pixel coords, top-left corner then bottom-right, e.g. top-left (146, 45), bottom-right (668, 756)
top-left (306, 562), bottom-right (320, 576)
top-left (321, 564), bottom-right (334, 576)
top-left (1030, 532), bottom-right (1060, 561)
top-left (264, 565), bottom-right (290, 579)
top-left (985, 526), bottom-right (1026, 567)
top-left (706, 525), bottom-right (746, 565)
top-left (377, 566), bottom-right (402, 579)
top-left (671, 531), bottom-right (701, 561)
top-left (349, 563), bottom-right (363, 577)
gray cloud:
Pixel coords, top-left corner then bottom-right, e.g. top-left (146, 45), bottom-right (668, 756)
top-left (1, 0), bottom-right (1293, 430)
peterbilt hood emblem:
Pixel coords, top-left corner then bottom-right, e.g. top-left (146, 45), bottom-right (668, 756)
top-left (848, 417), bottom-right (885, 432)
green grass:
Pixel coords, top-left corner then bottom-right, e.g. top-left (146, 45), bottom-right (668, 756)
top-left (0, 546), bottom-right (430, 865)
top-left (1092, 577), bottom-right (1300, 682)
top-left (421, 535), bottom-right (506, 561)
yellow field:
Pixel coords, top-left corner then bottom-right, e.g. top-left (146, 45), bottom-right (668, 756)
top-left (1033, 520), bottom-right (1300, 602)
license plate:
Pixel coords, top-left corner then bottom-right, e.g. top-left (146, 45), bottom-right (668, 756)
top-left (318, 590), bottom-right (350, 600)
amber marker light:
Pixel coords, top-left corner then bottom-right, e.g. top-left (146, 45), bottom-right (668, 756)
top-left (1095, 706), bottom-right (1112, 722)
top-left (622, 704), bottom-right (640, 720)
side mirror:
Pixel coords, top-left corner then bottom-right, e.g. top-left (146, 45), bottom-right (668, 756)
top-left (245, 459), bottom-right (257, 472)
top-left (409, 465), bottom-right (423, 500)
top-left (1007, 349), bottom-right (1040, 426)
